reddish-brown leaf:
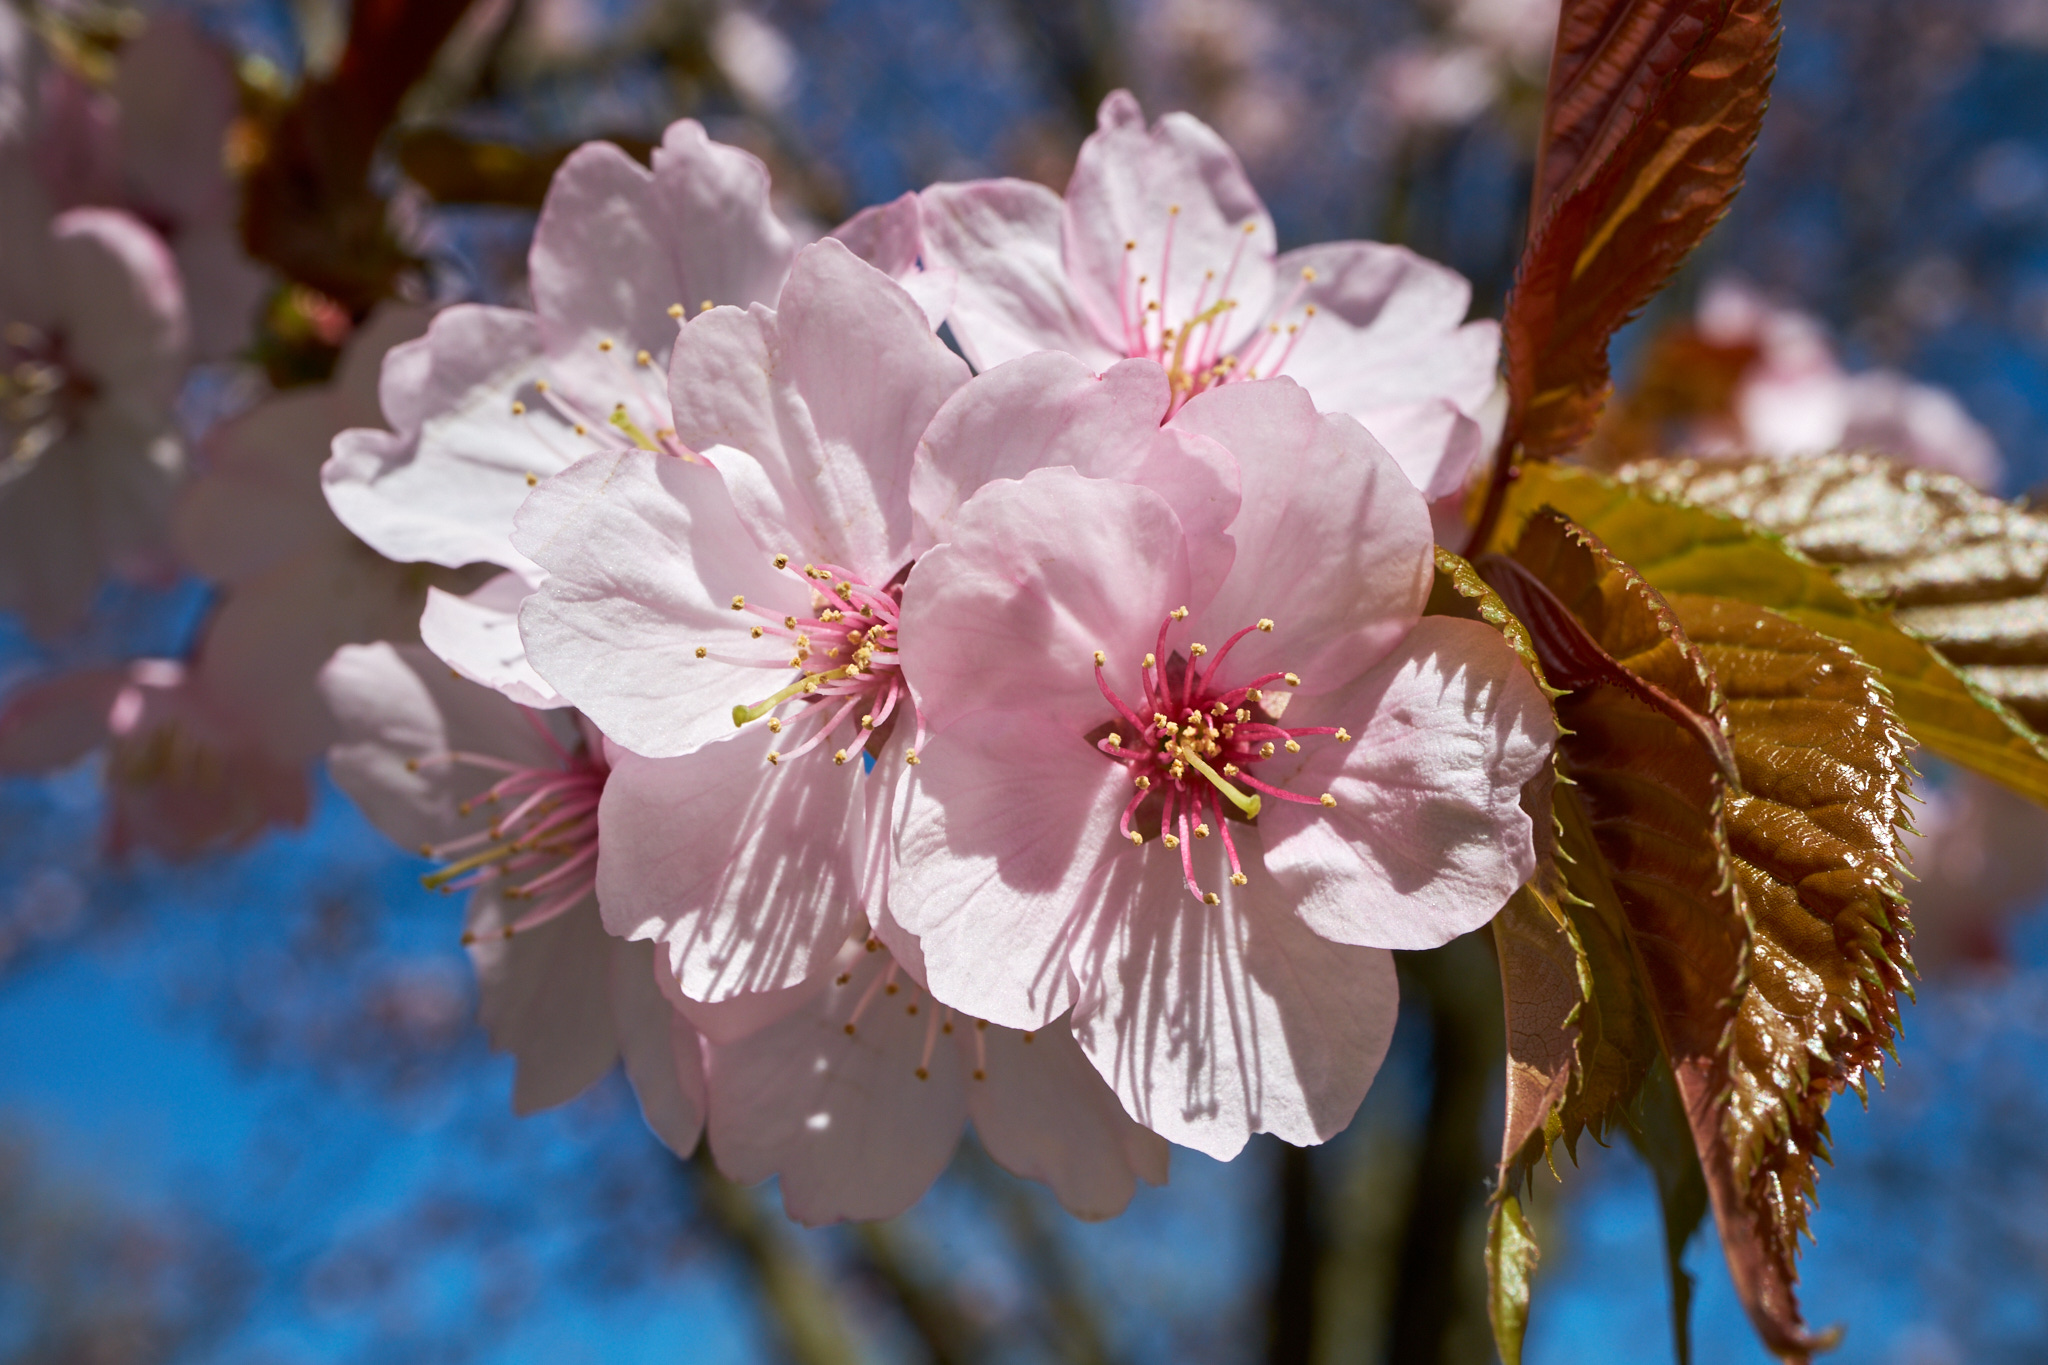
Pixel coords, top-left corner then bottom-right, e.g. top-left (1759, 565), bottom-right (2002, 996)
top-left (1503, 0), bottom-right (1781, 462)
top-left (1483, 510), bottom-right (1845, 1359)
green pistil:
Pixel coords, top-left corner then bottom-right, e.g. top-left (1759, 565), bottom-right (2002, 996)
top-left (609, 404), bottom-right (658, 451)
top-left (731, 666), bottom-right (849, 727)
top-left (1181, 748), bottom-right (1262, 819)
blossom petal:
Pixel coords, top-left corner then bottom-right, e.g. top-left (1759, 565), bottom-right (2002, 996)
top-left (891, 707), bottom-right (1128, 1030)
top-left (322, 304), bottom-right (567, 575)
top-left (530, 125), bottom-right (792, 368)
top-left (1068, 838), bottom-right (1398, 1159)
top-left (706, 942), bottom-right (968, 1225)
top-left (611, 938), bottom-right (708, 1157)
top-left (967, 1016), bottom-right (1169, 1220)
top-left (51, 208), bottom-right (187, 407)
top-left (319, 642), bottom-right (571, 850)
top-left (1063, 91), bottom-right (1276, 359)
top-left (669, 240), bottom-right (966, 579)
top-left (918, 178), bottom-right (1119, 371)
top-left (419, 571), bottom-right (566, 710)
top-left (465, 887), bottom-right (620, 1114)
top-left (899, 468), bottom-right (1192, 736)
top-left (513, 447), bottom-right (810, 758)
top-left (1257, 615), bottom-right (1553, 950)
top-left (597, 741), bottom-right (865, 1003)
top-left (1171, 379), bottom-right (1433, 692)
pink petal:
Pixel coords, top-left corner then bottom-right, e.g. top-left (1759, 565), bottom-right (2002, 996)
top-left (898, 468), bottom-right (1192, 736)
top-left (1063, 91), bottom-right (1276, 360)
top-left (918, 179), bottom-right (1118, 371)
top-left (966, 1016), bottom-right (1169, 1219)
top-left (706, 941), bottom-right (968, 1225)
top-left (322, 304), bottom-right (563, 575)
top-left (530, 125), bottom-right (792, 367)
top-left (611, 938), bottom-right (707, 1157)
top-left (668, 239), bottom-right (967, 581)
top-left (1068, 839), bottom-right (1398, 1159)
top-left (597, 741), bottom-right (864, 1003)
top-left (319, 642), bottom-right (573, 851)
top-left (890, 707), bottom-right (1127, 1030)
top-left (109, 14), bottom-right (240, 229)
top-left (419, 572), bottom-right (566, 710)
top-left (1257, 615), bottom-right (1554, 949)
top-left (513, 447), bottom-right (810, 758)
top-left (52, 208), bottom-right (186, 406)
top-left (910, 351), bottom-right (1171, 543)
top-left (1171, 379), bottom-right (1434, 693)
top-left (465, 885), bottom-right (620, 1114)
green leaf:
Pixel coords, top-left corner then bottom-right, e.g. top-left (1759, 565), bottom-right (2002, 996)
top-left (1620, 453), bottom-right (2048, 729)
top-left (1494, 461), bottom-right (2048, 806)
top-left (1486, 1194), bottom-right (1542, 1365)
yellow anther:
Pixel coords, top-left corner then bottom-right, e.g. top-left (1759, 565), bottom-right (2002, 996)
top-left (774, 554), bottom-right (789, 569)
top-left (1190, 643), bottom-right (1207, 657)
top-left (1305, 304), bottom-right (1317, 317)
top-left (1243, 222), bottom-right (1257, 234)
top-left (667, 303), bottom-right (685, 318)
top-left (861, 714), bottom-right (875, 729)
top-left (1235, 708), bottom-right (1250, 723)
top-left (1107, 732), bottom-right (1123, 749)
top-left (1204, 892), bottom-right (1220, 905)
top-left (598, 338), bottom-right (614, 352)
top-left (1284, 739), bottom-right (1301, 753)
top-left (1320, 793), bottom-right (1336, 808)
top-left (1163, 834), bottom-right (1181, 850)
top-left (700, 300), bottom-right (714, 312)
top-left (751, 626), bottom-right (764, 639)
top-left (1259, 742), bottom-right (1275, 758)
top-left (694, 645), bottom-right (707, 658)
top-left (525, 473), bottom-right (537, 487)
top-left (1125, 239), bottom-right (1137, 250)
top-left (1144, 653), bottom-right (1157, 668)
top-left (833, 749), bottom-right (849, 766)
top-left (731, 595), bottom-right (746, 610)
top-left (1170, 606), bottom-right (1189, 620)
top-left (844, 1023), bottom-right (856, 1035)
top-left (534, 379), bottom-right (549, 393)
top-left (784, 615), bottom-right (797, 629)
top-left (1230, 872), bottom-right (1248, 886)
top-left (1257, 618), bottom-right (1274, 632)
top-left (573, 423), bottom-right (587, 435)
top-left (1094, 650), bottom-right (1105, 665)
top-left (1134, 775), bottom-right (1151, 789)
top-left (905, 751), bottom-right (921, 765)
top-left (1301, 266), bottom-right (1317, 282)
top-left (1194, 823), bottom-right (1211, 839)
top-left (1284, 673), bottom-right (1301, 686)
top-left (635, 349), bottom-right (652, 367)
top-left (1335, 727), bottom-right (1352, 742)
top-left (1223, 763), bottom-right (1239, 776)
top-left (1169, 204), bottom-right (1182, 215)
top-left (1128, 831), bottom-right (1143, 845)
top-left (766, 751), bottom-right (780, 765)
top-left (914, 1066), bottom-right (928, 1080)
top-left (511, 400), bottom-right (526, 415)
top-left (767, 718), bottom-right (783, 734)
top-left (1247, 688), bottom-right (1262, 702)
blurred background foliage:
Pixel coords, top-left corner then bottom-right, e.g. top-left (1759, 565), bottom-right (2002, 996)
top-left (5, 0), bottom-right (2048, 1361)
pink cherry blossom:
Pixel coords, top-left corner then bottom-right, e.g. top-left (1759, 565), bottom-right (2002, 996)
top-left (512, 239), bottom-right (968, 1004)
top-left (176, 305), bottom-right (466, 765)
top-left (23, 13), bottom-right (266, 359)
top-left (891, 378), bottom-right (1552, 1158)
top-left (0, 659), bottom-right (310, 859)
top-left (320, 642), bottom-right (704, 1150)
top-left (1, 168), bottom-right (189, 637)
top-left (1690, 276), bottom-right (2002, 489)
top-left (918, 90), bottom-right (1501, 500)
top-left (701, 931), bottom-right (1167, 1225)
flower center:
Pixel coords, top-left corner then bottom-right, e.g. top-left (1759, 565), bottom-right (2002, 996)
top-left (833, 938), bottom-right (1013, 1082)
top-left (408, 716), bottom-right (608, 941)
top-left (1114, 212), bottom-right (1320, 412)
top-left (2, 321), bottom-right (92, 473)
top-left (1092, 609), bottom-right (1351, 904)
top-left (718, 558), bottom-right (917, 769)
top-left (504, 311), bottom-right (725, 475)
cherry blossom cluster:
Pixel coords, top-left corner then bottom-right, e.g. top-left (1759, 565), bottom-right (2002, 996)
top-left (306, 93), bottom-right (1552, 1221)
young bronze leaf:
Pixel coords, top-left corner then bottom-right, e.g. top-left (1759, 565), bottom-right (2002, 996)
top-left (1623, 453), bottom-right (2048, 730)
top-left (1504, 0), bottom-right (1781, 462)
top-left (1496, 461), bottom-right (2048, 805)
top-left (1482, 512), bottom-right (1842, 1357)
top-left (1667, 592), bottom-right (1907, 1356)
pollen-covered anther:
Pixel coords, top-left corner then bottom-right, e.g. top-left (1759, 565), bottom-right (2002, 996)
top-left (1284, 739), bottom-right (1301, 753)
top-left (1284, 672), bottom-right (1301, 686)
top-left (1320, 793), bottom-right (1337, 807)
top-left (1163, 834), bottom-right (1181, 850)
top-left (1170, 605), bottom-right (1189, 620)
top-left (695, 645), bottom-right (708, 659)
top-left (598, 338), bottom-right (614, 352)
top-left (1094, 650), bottom-right (1105, 665)
top-left (1189, 642), bottom-right (1207, 656)
top-left (1127, 831), bottom-right (1143, 845)
top-left (1203, 892), bottom-right (1220, 905)
top-left (635, 349), bottom-right (652, 366)
top-left (905, 751), bottom-right (920, 765)
top-left (861, 714), bottom-right (875, 729)
top-left (773, 553), bottom-right (789, 569)
top-left (750, 626), bottom-right (763, 639)
top-left (511, 400), bottom-right (526, 415)
top-left (730, 595), bottom-right (746, 610)
top-left (1257, 618), bottom-right (1274, 632)
top-left (834, 749), bottom-right (849, 765)
top-left (1335, 727), bottom-right (1351, 742)
top-left (1230, 872), bottom-right (1248, 886)
top-left (1193, 823), bottom-right (1210, 839)
top-left (766, 751), bottom-right (781, 765)
top-left (767, 718), bottom-right (782, 734)
top-left (667, 303), bottom-right (685, 318)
